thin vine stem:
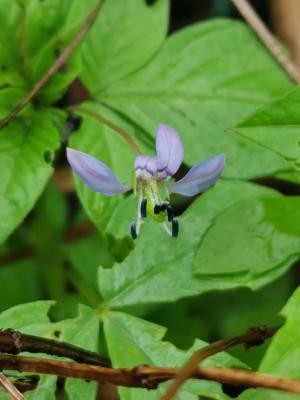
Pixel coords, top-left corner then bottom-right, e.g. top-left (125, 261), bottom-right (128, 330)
top-left (68, 105), bottom-right (141, 155)
top-left (0, 0), bottom-right (104, 130)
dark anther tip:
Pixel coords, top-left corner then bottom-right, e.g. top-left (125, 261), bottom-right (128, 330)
top-left (154, 205), bottom-right (161, 214)
top-left (171, 219), bottom-right (179, 238)
top-left (140, 199), bottom-right (147, 218)
top-left (130, 222), bottom-right (137, 240)
top-left (166, 204), bottom-right (174, 222)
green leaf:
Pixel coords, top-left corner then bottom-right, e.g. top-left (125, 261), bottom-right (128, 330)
top-left (26, 376), bottom-right (57, 400)
top-left (235, 86), bottom-right (300, 175)
top-left (104, 311), bottom-right (247, 400)
top-left (32, 181), bottom-right (68, 299)
top-left (32, 181), bottom-right (68, 244)
top-left (0, 302), bottom-right (100, 400)
top-left (0, 301), bottom-right (54, 330)
top-left (147, 270), bottom-right (293, 368)
top-left (0, 1), bottom-right (19, 66)
top-left (25, 0), bottom-right (94, 103)
top-left (0, 259), bottom-right (42, 312)
top-left (80, 0), bottom-right (169, 93)
top-left (68, 102), bottom-right (142, 234)
top-left (238, 287), bottom-right (300, 400)
top-left (0, 71), bottom-right (30, 119)
top-left (0, 0), bottom-right (97, 103)
top-left (98, 181), bottom-right (300, 307)
top-left (194, 191), bottom-right (300, 277)
top-left (0, 109), bottom-right (61, 244)
top-left (100, 19), bottom-right (292, 179)
top-left (67, 232), bottom-right (115, 290)
top-left (61, 305), bottom-right (100, 400)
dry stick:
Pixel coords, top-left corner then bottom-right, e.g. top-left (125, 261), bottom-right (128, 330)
top-left (69, 106), bottom-right (141, 155)
top-left (0, 355), bottom-right (300, 395)
top-left (0, 372), bottom-right (24, 400)
top-left (231, 0), bottom-right (300, 84)
top-left (0, 329), bottom-right (109, 367)
top-left (161, 326), bottom-right (278, 400)
top-left (0, 0), bottom-right (103, 130)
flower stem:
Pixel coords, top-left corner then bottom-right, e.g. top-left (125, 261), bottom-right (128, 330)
top-left (69, 106), bottom-right (141, 155)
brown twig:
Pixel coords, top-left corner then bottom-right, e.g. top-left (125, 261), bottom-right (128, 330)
top-left (68, 106), bottom-right (141, 155)
top-left (52, 167), bottom-right (74, 193)
top-left (0, 0), bottom-right (103, 130)
top-left (161, 326), bottom-right (278, 400)
top-left (271, 0), bottom-right (300, 69)
top-left (0, 372), bottom-right (24, 400)
top-left (0, 329), bottom-right (109, 367)
top-left (0, 354), bottom-right (299, 395)
top-left (231, 0), bottom-right (300, 84)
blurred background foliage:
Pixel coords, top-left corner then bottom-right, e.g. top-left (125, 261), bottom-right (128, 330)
top-left (0, 0), bottom-right (300, 398)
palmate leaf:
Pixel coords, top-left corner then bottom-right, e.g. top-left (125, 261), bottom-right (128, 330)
top-left (235, 86), bottom-right (300, 175)
top-left (238, 287), bottom-right (300, 400)
top-left (0, 109), bottom-right (61, 245)
top-left (92, 19), bottom-right (293, 180)
top-left (0, 302), bottom-right (99, 400)
top-left (0, 301), bottom-right (251, 400)
top-left (98, 181), bottom-right (300, 307)
top-left (104, 311), bottom-right (248, 400)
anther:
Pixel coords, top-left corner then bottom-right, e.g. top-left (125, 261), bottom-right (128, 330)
top-left (140, 199), bottom-right (147, 218)
top-left (154, 204), bottom-right (161, 214)
top-left (166, 204), bottom-right (174, 222)
top-left (154, 203), bottom-right (168, 214)
top-left (171, 219), bottom-right (179, 238)
top-left (130, 222), bottom-right (137, 240)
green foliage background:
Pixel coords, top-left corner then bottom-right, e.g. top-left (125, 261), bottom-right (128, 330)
top-left (0, 0), bottom-right (299, 399)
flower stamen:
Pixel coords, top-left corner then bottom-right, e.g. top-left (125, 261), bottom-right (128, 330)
top-left (140, 198), bottom-right (147, 219)
top-left (130, 222), bottom-right (137, 240)
top-left (171, 219), bottom-right (179, 238)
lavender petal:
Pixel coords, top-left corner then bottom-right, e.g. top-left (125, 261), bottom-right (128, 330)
top-left (156, 124), bottom-right (184, 179)
top-left (66, 147), bottom-right (131, 196)
top-left (134, 155), bottom-right (158, 180)
top-left (169, 154), bottom-right (225, 196)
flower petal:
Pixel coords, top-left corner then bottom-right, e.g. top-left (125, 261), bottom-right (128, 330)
top-left (156, 124), bottom-right (184, 179)
top-left (66, 147), bottom-right (131, 196)
top-left (134, 155), bottom-right (158, 181)
top-left (169, 154), bottom-right (225, 196)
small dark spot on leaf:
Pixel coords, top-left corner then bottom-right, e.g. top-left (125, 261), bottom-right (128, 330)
top-left (145, 0), bottom-right (157, 5)
top-left (53, 330), bottom-right (61, 338)
top-left (44, 150), bottom-right (54, 164)
top-left (0, 65), bottom-right (7, 71)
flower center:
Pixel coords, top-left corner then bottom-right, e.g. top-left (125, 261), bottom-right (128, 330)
top-left (134, 155), bottom-right (157, 182)
top-left (130, 177), bottom-right (179, 240)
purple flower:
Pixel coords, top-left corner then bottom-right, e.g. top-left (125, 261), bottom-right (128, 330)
top-left (67, 124), bottom-right (225, 239)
